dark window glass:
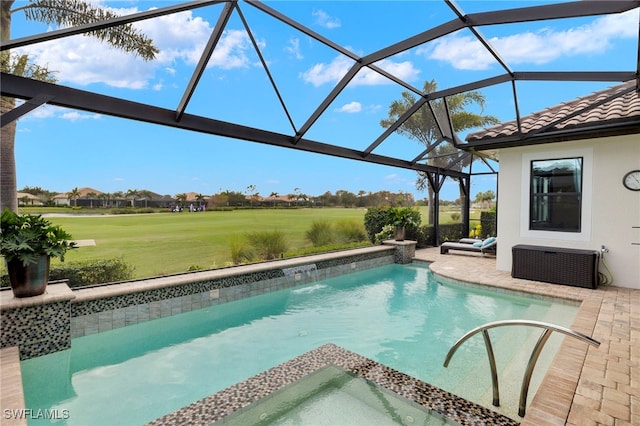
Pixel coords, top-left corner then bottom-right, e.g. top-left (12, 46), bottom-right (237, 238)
top-left (530, 158), bottom-right (582, 232)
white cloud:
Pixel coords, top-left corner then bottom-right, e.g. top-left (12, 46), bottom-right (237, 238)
top-left (60, 111), bottom-right (102, 122)
top-left (313, 10), bottom-right (341, 29)
top-left (28, 104), bottom-right (57, 120)
top-left (16, 7), bottom-right (258, 88)
top-left (285, 38), bottom-right (303, 60)
top-left (19, 104), bottom-right (101, 122)
top-left (301, 56), bottom-right (420, 87)
top-left (337, 102), bottom-right (362, 113)
top-left (301, 55), bottom-right (353, 87)
top-left (423, 9), bottom-right (637, 70)
top-left (354, 59), bottom-right (420, 85)
top-left (211, 30), bottom-right (255, 70)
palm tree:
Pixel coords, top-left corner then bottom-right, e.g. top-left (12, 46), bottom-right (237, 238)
top-left (99, 192), bottom-right (109, 208)
top-left (245, 185), bottom-right (256, 207)
top-left (86, 191), bottom-right (97, 208)
top-left (195, 193), bottom-right (205, 210)
top-left (1, 0), bottom-right (157, 212)
top-left (126, 189), bottom-right (140, 208)
top-left (67, 187), bottom-right (80, 207)
top-left (175, 193), bottom-right (187, 208)
top-left (381, 79), bottom-right (499, 224)
top-left (112, 191), bottom-right (124, 208)
top-left (269, 191), bottom-right (279, 207)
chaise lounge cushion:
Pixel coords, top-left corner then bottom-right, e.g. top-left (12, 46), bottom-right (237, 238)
top-left (440, 237), bottom-right (497, 255)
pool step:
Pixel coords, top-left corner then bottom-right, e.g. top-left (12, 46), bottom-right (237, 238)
top-left (435, 302), bottom-right (577, 420)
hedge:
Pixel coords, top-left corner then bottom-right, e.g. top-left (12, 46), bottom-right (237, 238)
top-left (1, 257), bottom-right (135, 289)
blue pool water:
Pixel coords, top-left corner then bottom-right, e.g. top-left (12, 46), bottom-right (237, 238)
top-left (21, 264), bottom-right (577, 425)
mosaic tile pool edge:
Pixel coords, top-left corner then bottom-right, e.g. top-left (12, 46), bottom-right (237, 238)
top-left (0, 247), bottom-right (396, 360)
top-left (149, 343), bottom-right (519, 426)
top-left (0, 299), bottom-right (72, 360)
top-left (70, 250), bottom-right (394, 338)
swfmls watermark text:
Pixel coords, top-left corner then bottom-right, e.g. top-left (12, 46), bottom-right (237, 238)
top-left (3, 409), bottom-right (70, 420)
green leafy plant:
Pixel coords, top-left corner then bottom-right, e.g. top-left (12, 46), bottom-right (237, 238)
top-left (389, 207), bottom-right (420, 228)
top-left (0, 209), bottom-right (76, 266)
top-left (374, 224), bottom-right (395, 244)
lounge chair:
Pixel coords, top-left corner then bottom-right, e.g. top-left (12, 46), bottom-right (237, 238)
top-left (440, 237), bottom-right (497, 255)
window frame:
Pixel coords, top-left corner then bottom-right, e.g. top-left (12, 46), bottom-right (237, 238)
top-left (529, 157), bottom-right (583, 233)
top-left (519, 148), bottom-right (592, 242)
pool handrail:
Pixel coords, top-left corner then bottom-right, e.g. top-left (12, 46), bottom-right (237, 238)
top-left (443, 319), bottom-right (600, 417)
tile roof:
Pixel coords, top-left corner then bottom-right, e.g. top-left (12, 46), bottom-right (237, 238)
top-left (466, 80), bottom-right (640, 146)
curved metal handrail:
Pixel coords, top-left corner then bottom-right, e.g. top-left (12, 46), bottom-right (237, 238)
top-left (443, 319), bottom-right (600, 417)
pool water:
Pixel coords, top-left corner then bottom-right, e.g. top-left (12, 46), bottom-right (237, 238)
top-left (21, 264), bottom-right (577, 425)
top-left (219, 365), bottom-right (456, 426)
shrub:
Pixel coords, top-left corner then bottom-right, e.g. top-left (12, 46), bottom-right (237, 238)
top-left (374, 224), bottom-right (395, 244)
top-left (364, 206), bottom-right (421, 243)
top-left (229, 236), bottom-right (254, 264)
top-left (286, 241), bottom-right (371, 257)
top-left (363, 207), bottom-right (389, 243)
top-left (334, 220), bottom-right (367, 243)
top-left (450, 212), bottom-right (461, 222)
top-left (49, 257), bottom-right (134, 288)
top-left (480, 211), bottom-right (497, 238)
top-left (416, 223), bottom-right (465, 247)
top-left (306, 220), bottom-right (335, 246)
top-left (416, 225), bottom-right (433, 248)
top-left (246, 230), bottom-right (287, 260)
top-left (469, 224), bottom-right (482, 238)
top-left (439, 223), bottom-right (465, 242)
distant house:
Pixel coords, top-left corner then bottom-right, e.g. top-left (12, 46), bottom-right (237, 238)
top-left (53, 187), bottom-right (103, 206)
top-left (17, 192), bottom-right (44, 206)
top-left (52, 187), bottom-right (175, 208)
top-left (466, 81), bottom-right (640, 289)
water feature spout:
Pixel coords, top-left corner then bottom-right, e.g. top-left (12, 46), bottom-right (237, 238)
top-left (282, 264), bottom-right (319, 283)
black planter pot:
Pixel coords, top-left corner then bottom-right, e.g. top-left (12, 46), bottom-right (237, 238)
top-left (7, 255), bottom-right (50, 298)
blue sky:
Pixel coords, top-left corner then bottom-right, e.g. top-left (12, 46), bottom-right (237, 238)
top-left (8, 1), bottom-right (638, 200)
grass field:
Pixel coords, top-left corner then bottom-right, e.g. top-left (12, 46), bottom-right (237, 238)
top-left (5, 206), bottom-right (480, 279)
top-left (38, 208), bottom-right (371, 278)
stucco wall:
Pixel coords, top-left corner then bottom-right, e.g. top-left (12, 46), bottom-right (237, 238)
top-left (496, 134), bottom-right (640, 289)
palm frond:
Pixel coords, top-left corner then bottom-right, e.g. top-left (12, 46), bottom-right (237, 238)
top-left (22, 0), bottom-right (157, 61)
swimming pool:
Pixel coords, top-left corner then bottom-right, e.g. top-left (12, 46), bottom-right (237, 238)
top-left (21, 263), bottom-right (577, 425)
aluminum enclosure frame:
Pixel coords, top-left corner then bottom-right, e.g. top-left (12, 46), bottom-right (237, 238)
top-left (1, 0), bottom-right (639, 242)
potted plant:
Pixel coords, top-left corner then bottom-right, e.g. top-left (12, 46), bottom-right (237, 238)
top-left (389, 207), bottom-right (419, 241)
top-left (1, 209), bottom-right (76, 297)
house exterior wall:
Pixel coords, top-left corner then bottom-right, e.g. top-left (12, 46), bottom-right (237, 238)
top-left (496, 134), bottom-right (639, 289)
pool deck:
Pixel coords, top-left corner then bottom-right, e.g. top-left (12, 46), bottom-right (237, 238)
top-left (1, 247), bottom-right (637, 425)
top-left (413, 247), bottom-right (639, 426)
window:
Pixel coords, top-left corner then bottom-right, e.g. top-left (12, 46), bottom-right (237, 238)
top-left (530, 157), bottom-right (583, 232)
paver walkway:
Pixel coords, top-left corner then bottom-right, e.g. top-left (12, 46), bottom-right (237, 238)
top-left (414, 247), bottom-right (638, 426)
top-left (1, 247), bottom-right (636, 425)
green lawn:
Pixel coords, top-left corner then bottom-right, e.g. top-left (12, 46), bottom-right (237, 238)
top-left (4, 206), bottom-right (483, 279)
top-left (41, 209), bottom-right (371, 278)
